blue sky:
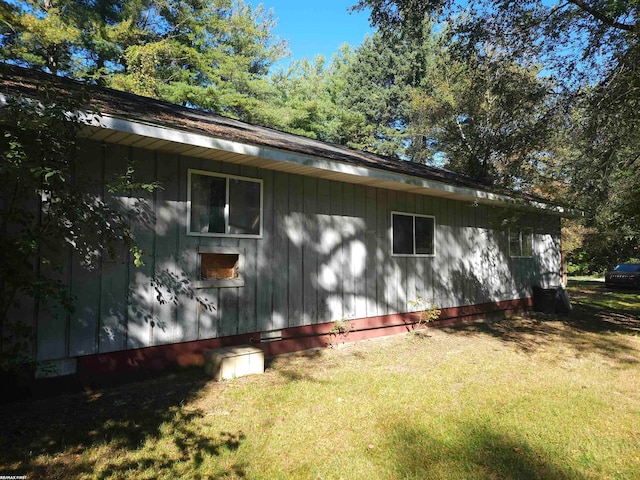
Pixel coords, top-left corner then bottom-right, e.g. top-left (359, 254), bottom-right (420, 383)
top-left (249, 0), bottom-right (373, 65)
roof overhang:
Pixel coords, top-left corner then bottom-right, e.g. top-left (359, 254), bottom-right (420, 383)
top-left (0, 89), bottom-right (578, 216)
top-left (76, 111), bottom-right (576, 215)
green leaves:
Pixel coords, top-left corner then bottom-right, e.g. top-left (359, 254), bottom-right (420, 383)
top-left (354, 0), bottom-right (640, 268)
top-left (106, 164), bottom-right (163, 195)
top-left (0, 94), bottom-right (161, 366)
top-left (1, 0), bottom-right (287, 115)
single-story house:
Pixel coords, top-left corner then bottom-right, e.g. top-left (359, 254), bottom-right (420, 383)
top-left (1, 65), bottom-right (571, 382)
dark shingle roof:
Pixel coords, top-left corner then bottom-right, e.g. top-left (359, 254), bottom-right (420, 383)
top-left (0, 64), bottom-right (539, 202)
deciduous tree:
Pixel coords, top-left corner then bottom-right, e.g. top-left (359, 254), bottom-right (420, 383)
top-left (0, 83), bottom-right (159, 369)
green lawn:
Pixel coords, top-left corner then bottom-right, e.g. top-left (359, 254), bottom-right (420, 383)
top-left (1, 280), bottom-right (639, 479)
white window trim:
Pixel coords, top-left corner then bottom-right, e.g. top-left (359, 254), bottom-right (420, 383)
top-left (509, 228), bottom-right (534, 258)
top-left (390, 211), bottom-right (436, 257)
top-left (187, 169), bottom-right (263, 238)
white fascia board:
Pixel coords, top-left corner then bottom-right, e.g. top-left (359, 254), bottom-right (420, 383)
top-left (2, 93), bottom-right (576, 214)
top-left (80, 112), bottom-right (567, 213)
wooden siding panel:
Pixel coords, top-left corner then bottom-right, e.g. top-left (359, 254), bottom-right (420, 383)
top-left (341, 182), bottom-right (356, 318)
top-left (287, 175), bottom-right (304, 328)
top-left (364, 187), bottom-right (378, 318)
top-left (238, 239), bottom-right (257, 334)
top-left (409, 194), bottom-right (424, 308)
top-left (460, 202), bottom-right (474, 305)
top-left (317, 179), bottom-right (331, 323)
top-left (238, 165), bottom-right (260, 334)
top-left (256, 170), bottom-right (275, 330)
top-left (419, 195), bottom-right (435, 305)
top-left (405, 193), bottom-right (418, 310)
top-left (475, 205), bottom-right (487, 303)
top-left (490, 208), bottom-right (510, 302)
top-left (328, 181), bottom-right (344, 321)
top-left (98, 144), bottom-right (130, 353)
top-left (451, 200), bottom-right (464, 307)
top-left (197, 286), bottom-right (220, 340)
top-left (219, 284), bottom-right (239, 337)
top-left (36, 253), bottom-right (70, 361)
top-left (68, 140), bottom-right (103, 356)
top-left (376, 188), bottom-right (389, 315)
top-left (487, 209), bottom-right (503, 301)
top-left (271, 171), bottom-right (290, 330)
top-left (151, 152), bottom-right (180, 346)
top-left (127, 147), bottom-right (156, 349)
top-left (434, 197), bottom-right (450, 308)
top-left (302, 177), bottom-right (318, 325)
top-left (352, 185), bottom-right (368, 319)
top-left (98, 262), bottom-right (129, 353)
top-left (470, 205), bottom-right (485, 304)
top-left (430, 197), bottom-right (441, 308)
top-left (69, 257), bottom-right (101, 356)
top-left (176, 156), bottom-right (204, 342)
top-left (446, 199), bottom-right (459, 308)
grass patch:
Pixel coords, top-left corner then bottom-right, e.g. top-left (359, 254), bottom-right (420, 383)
top-left (1, 280), bottom-right (639, 479)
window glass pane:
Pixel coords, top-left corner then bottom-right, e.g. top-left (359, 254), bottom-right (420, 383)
top-left (522, 229), bottom-right (533, 256)
top-left (190, 174), bottom-right (225, 234)
top-left (393, 214), bottom-right (414, 254)
top-left (415, 217), bottom-right (434, 255)
top-left (228, 179), bottom-right (261, 235)
top-left (509, 230), bottom-right (521, 256)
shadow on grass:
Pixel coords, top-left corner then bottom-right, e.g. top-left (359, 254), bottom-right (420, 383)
top-left (438, 280), bottom-right (640, 363)
top-left (566, 280), bottom-right (640, 335)
top-left (265, 349), bottom-right (326, 383)
top-left (0, 368), bottom-right (246, 479)
top-left (383, 420), bottom-right (583, 480)
top-left (266, 347), bottom-right (366, 384)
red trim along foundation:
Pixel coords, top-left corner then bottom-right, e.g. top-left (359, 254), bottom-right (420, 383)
top-left (77, 297), bottom-right (532, 384)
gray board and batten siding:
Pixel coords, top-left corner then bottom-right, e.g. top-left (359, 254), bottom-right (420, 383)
top-left (34, 138), bottom-right (561, 363)
top-left (0, 66), bottom-right (563, 370)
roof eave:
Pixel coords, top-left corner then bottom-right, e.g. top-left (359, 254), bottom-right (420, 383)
top-left (79, 111), bottom-right (574, 214)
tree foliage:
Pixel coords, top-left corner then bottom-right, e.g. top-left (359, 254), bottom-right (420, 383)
top-left (266, 55), bottom-right (351, 141)
top-left (354, 0), bottom-right (640, 268)
top-left (1, 0), bottom-right (288, 117)
top-left (0, 87), bottom-right (159, 368)
top-left (404, 26), bottom-right (558, 189)
top-left (333, 33), bottom-right (411, 157)
top-left (3, 0), bottom-right (638, 274)
top-left (262, 42), bottom-right (412, 155)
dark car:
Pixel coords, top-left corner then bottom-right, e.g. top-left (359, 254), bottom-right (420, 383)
top-left (605, 263), bottom-right (640, 289)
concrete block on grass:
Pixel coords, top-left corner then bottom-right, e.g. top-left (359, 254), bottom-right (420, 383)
top-left (204, 345), bottom-right (264, 381)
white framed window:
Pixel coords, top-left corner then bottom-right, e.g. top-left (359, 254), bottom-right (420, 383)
top-left (391, 212), bottom-right (435, 256)
top-left (509, 228), bottom-right (533, 257)
top-left (188, 169), bottom-right (263, 238)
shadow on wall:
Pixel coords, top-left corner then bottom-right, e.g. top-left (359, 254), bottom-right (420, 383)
top-left (98, 189), bottom-right (550, 350)
top-left (450, 222), bottom-right (519, 307)
top-left (278, 198), bottom-right (529, 335)
top-left (27, 164), bottom-right (562, 364)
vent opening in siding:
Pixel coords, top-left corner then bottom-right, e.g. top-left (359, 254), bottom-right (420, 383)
top-left (260, 330), bottom-right (282, 342)
top-left (200, 253), bottom-right (240, 280)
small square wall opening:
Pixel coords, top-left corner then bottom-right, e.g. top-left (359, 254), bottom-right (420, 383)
top-left (201, 253), bottom-right (240, 280)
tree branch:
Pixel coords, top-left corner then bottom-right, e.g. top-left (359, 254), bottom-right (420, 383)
top-left (567, 0), bottom-right (636, 32)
